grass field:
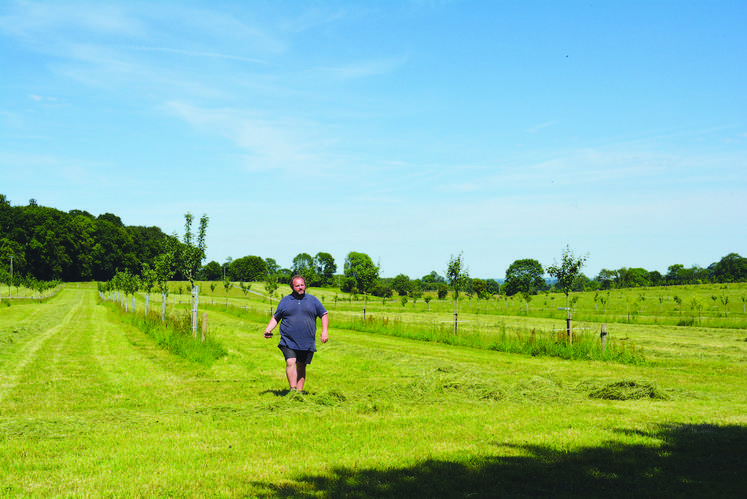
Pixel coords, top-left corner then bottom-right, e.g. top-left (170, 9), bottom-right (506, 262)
top-left (2, 284), bottom-right (746, 497)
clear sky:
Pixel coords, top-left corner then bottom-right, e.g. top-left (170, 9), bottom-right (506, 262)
top-left (1, 0), bottom-right (745, 279)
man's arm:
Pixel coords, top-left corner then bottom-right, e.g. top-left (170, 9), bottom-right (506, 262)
top-left (320, 313), bottom-right (329, 343)
top-left (264, 316), bottom-right (278, 338)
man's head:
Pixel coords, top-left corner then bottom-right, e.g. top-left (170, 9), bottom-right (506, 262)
top-left (290, 275), bottom-right (306, 295)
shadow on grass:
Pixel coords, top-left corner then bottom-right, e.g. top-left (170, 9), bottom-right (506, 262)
top-left (257, 423), bottom-right (746, 498)
top-left (260, 389), bottom-right (294, 397)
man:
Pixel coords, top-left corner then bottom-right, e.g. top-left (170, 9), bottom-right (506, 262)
top-left (264, 275), bottom-right (329, 393)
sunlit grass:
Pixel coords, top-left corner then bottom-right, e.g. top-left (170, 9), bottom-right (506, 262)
top-left (2, 286), bottom-right (745, 497)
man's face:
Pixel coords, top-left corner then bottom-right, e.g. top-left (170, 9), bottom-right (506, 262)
top-left (292, 278), bottom-right (306, 295)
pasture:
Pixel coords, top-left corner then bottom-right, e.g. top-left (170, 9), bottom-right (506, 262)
top-left (1, 283), bottom-right (746, 497)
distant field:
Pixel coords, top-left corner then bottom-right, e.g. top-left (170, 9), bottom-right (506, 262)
top-left (1, 284), bottom-right (746, 497)
top-left (155, 280), bottom-right (747, 331)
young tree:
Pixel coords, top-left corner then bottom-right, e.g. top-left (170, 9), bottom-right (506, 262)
top-left (357, 262), bottom-right (380, 320)
top-left (113, 269), bottom-right (140, 313)
top-left (264, 273), bottom-right (279, 314)
top-left (344, 251), bottom-right (379, 318)
top-left (177, 212), bottom-right (208, 337)
top-left (446, 252), bottom-right (470, 334)
top-left (691, 297), bottom-right (703, 323)
top-left (223, 276), bottom-right (232, 307)
top-left (141, 262), bottom-right (157, 317)
top-left (521, 291), bottom-right (532, 312)
top-left (720, 293), bottom-right (729, 317)
top-left (240, 281), bottom-right (250, 302)
top-left (547, 246), bottom-right (587, 344)
top-left (153, 249), bottom-right (175, 322)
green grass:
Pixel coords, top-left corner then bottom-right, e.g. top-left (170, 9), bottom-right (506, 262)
top-left (100, 299), bottom-right (227, 367)
top-left (1, 284), bottom-right (746, 497)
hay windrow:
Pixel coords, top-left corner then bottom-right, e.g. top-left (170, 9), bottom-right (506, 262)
top-left (588, 380), bottom-right (669, 400)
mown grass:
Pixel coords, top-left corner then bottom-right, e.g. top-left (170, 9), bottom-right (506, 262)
top-left (194, 288), bottom-right (646, 364)
top-left (1, 285), bottom-right (745, 497)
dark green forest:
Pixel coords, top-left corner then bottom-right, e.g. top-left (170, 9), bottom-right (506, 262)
top-left (0, 195), bottom-right (173, 282)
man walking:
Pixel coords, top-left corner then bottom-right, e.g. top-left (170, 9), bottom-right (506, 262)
top-left (264, 275), bottom-right (329, 393)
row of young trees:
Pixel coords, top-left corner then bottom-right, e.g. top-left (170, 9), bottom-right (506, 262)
top-left (0, 273), bottom-right (61, 299)
top-left (100, 212), bottom-right (208, 337)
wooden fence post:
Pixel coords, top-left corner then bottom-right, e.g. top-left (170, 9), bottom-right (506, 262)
top-left (600, 323), bottom-right (607, 353)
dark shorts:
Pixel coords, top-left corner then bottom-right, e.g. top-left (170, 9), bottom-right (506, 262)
top-left (278, 345), bottom-right (314, 365)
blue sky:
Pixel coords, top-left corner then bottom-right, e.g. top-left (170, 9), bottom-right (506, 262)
top-left (1, 0), bottom-right (745, 279)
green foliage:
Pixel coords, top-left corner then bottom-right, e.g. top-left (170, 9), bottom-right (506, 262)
top-left (140, 262), bottom-right (157, 296)
top-left (199, 260), bottom-right (222, 280)
top-left (446, 252), bottom-right (470, 302)
top-left (0, 198), bottom-right (174, 281)
top-left (391, 273), bottom-right (412, 296)
top-left (344, 251), bottom-right (379, 293)
top-left (547, 246), bottom-right (587, 300)
top-left (112, 269), bottom-right (140, 298)
top-left (340, 276), bottom-right (357, 293)
top-left (264, 273), bottom-right (278, 300)
top-left (291, 252), bottom-right (317, 283)
top-left (420, 270), bottom-right (446, 291)
top-left (313, 252), bottom-right (336, 285)
top-left (503, 258), bottom-right (546, 296)
top-left (713, 252), bottom-right (747, 282)
top-left (153, 248), bottom-right (175, 299)
top-left (177, 212), bottom-right (208, 287)
top-left (471, 278), bottom-right (488, 299)
top-left (485, 278), bottom-right (501, 295)
top-left (357, 261), bottom-right (380, 297)
top-left (370, 283), bottom-right (393, 298)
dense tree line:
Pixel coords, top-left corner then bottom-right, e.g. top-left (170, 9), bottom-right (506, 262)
top-left (0, 196), bottom-right (175, 282)
top-left (3, 197), bottom-right (745, 297)
top-left (500, 253), bottom-right (747, 297)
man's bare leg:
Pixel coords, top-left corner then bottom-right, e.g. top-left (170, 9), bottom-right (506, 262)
top-left (285, 357), bottom-right (297, 389)
top-left (296, 363), bottom-right (307, 392)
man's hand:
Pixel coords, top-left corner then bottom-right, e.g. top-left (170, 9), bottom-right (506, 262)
top-left (264, 331), bottom-right (273, 339)
top-left (320, 330), bottom-right (329, 343)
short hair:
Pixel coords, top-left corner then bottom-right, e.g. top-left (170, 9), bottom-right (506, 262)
top-left (290, 275), bottom-right (306, 289)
